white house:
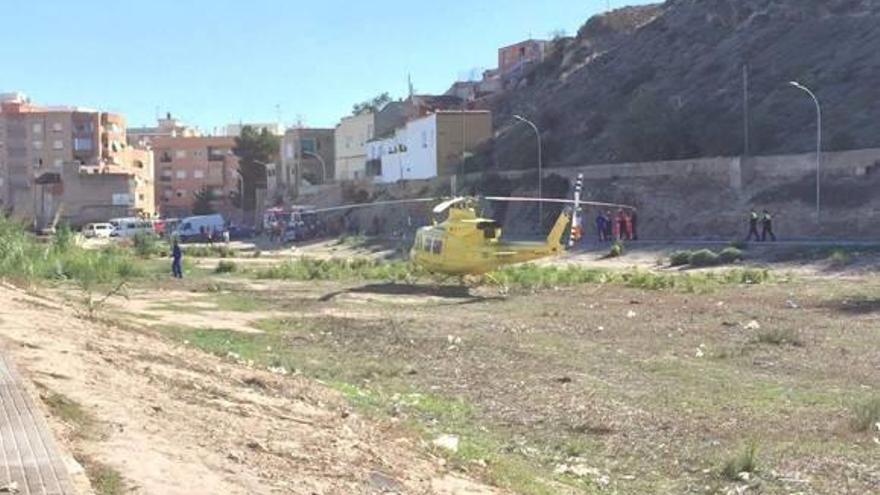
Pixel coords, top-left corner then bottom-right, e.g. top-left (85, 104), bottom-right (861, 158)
top-left (367, 111), bottom-right (492, 184)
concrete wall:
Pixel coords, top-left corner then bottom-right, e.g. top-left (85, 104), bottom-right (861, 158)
top-left (323, 147), bottom-right (880, 240)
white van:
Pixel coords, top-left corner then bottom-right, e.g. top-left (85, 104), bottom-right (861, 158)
top-left (109, 217), bottom-right (154, 238)
top-left (82, 222), bottom-right (114, 239)
top-left (174, 214), bottom-right (226, 242)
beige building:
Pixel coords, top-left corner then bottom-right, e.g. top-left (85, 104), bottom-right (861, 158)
top-left (127, 112), bottom-right (201, 147)
top-left (0, 94), bottom-right (155, 227)
top-left (334, 112), bottom-right (375, 180)
top-left (278, 127), bottom-right (334, 199)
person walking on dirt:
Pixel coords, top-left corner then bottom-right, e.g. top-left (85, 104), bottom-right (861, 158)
top-left (171, 240), bottom-right (183, 279)
top-left (596, 213), bottom-right (607, 242)
top-left (761, 210), bottom-right (776, 242)
top-left (747, 209), bottom-right (760, 241)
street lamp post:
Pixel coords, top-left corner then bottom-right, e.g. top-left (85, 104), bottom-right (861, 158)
top-left (302, 150), bottom-right (327, 184)
top-left (513, 114), bottom-right (543, 226)
top-left (789, 81), bottom-right (822, 221)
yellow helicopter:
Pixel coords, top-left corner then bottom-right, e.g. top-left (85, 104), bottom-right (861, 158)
top-left (312, 194), bottom-right (635, 277)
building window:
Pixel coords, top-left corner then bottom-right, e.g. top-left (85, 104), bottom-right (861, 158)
top-left (52, 122), bottom-right (63, 132)
top-left (160, 151), bottom-right (172, 163)
top-left (74, 138), bottom-right (93, 151)
top-left (32, 123), bottom-right (43, 135)
top-left (194, 170), bottom-right (204, 179)
top-left (176, 170), bottom-right (187, 179)
top-left (300, 138), bottom-right (317, 154)
top-left (32, 141), bottom-right (43, 150)
top-left (175, 150), bottom-right (186, 159)
top-left (53, 140), bottom-right (64, 150)
top-left (207, 147), bottom-right (226, 161)
top-left (54, 159), bottom-right (64, 168)
top-left (138, 194), bottom-right (145, 201)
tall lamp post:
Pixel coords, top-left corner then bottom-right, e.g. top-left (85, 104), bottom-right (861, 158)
top-left (302, 150), bottom-right (327, 184)
top-left (788, 81), bottom-right (822, 221)
top-left (513, 114), bottom-right (543, 225)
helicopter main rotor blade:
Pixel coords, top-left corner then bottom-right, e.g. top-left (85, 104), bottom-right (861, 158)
top-left (484, 196), bottom-right (636, 210)
top-left (310, 198), bottom-right (439, 214)
top-left (432, 197), bottom-right (468, 215)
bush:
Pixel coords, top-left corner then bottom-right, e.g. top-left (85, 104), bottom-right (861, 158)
top-left (214, 261), bottom-right (237, 274)
top-left (828, 250), bottom-right (852, 268)
top-left (608, 241), bottom-right (624, 258)
top-left (132, 233), bottom-right (164, 258)
top-left (718, 247), bottom-right (744, 264)
top-left (185, 245), bottom-right (236, 258)
top-left (721, 443), bottom-right (759, 481)
top-left (688, 249), bottom-right (720, 267)
top-left (0, 216), bottom-right (144, 285)
top-left (669, 251), bottom-right (692, 267)
top-left (54, 224), bottom-right (74, 252)
top-left (850, 397), bottom-right (880, 433)
top-left (755, 328), bottom-right (803, 347)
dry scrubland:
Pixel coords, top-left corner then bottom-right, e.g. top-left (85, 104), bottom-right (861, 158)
top-left (1, 221), bottom-right (879, 494)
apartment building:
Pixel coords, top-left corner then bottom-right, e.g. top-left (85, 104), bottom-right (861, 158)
top-left (498, 39), bottom-right (548, 76)
top-left (150, 136), bottom-right (239, 218)
top-left (366, 110), bottom-right (492, 184)
top-left (278, 127), bottom-right (334, 198)
top-left (334, 102), bottom-right (405, 181)
top-left (127, 113), bottom-right (200, 147)
top-left (224, 122), bottom-right (283, 137)
top-left (0, 93), bottom-right (154, 227)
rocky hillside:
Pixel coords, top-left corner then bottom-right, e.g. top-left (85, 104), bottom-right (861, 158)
top-left (478, 0), bottom-right (880, 170)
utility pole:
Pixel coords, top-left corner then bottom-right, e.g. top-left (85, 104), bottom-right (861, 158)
top-left (743, 64), bottom-right (750, 156)
top-left (513, 115), bottom-right (544, 226)
top-left (789, 81), bottom-right (822, 221)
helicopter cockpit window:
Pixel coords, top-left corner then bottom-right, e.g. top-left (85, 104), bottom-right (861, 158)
top-left (478, 221), bottom-right (498, 240)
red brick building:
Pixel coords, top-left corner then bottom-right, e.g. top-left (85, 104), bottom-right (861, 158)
top-left (150, 136), bottom-right (239, 218)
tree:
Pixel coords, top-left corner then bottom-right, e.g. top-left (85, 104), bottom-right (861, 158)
top-left (233, 126), bottom-right (280, 212)
top-left (192, 187), bottom-right (215, 215)
top-left (352, 93), bottom-right (393, 116)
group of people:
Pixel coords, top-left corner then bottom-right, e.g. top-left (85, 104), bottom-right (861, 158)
top-left (747, 209), bottom-right (776, 242)
top-left (595, 209), bottom-right (638, 242)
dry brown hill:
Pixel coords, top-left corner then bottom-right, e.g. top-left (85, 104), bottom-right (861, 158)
top-left (475, 0), bottom-right (880, 170)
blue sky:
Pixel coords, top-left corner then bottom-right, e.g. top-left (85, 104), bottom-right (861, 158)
top-left (1, 0), bottom-right (651, 131)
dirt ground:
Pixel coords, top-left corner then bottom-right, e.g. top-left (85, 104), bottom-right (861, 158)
top-left (0, 283), bottom-right (504, 494)
top-left (61, 266), bottom-right (880, 494)
top-left (4, 238), bottom-right (880, 494)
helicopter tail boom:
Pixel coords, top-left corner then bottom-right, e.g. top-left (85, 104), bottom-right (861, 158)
top-left (546, 208), bottom-right (572, 252)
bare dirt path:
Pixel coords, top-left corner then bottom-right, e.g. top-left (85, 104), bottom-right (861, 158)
top-left (0, 283), bottom-right (504, 495)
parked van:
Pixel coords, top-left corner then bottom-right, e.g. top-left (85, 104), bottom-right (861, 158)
top-left (82, 222), bottom-right (114, 239)
top-left (173, 214), bottom-right (226, 242)
top-left (109, 217), bottom-right (154, 238)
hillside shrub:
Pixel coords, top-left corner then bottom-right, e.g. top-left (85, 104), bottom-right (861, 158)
top-left (688, 249), bottom-right (720, 267)
top-left (669, 251), bottom-right (692, 267)
top-left (133, 233), bottom-right (165, 258)
top-left (215, 261), bottom-right (238, 274)
top-left (718, 247), bottom-right (744, 264)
